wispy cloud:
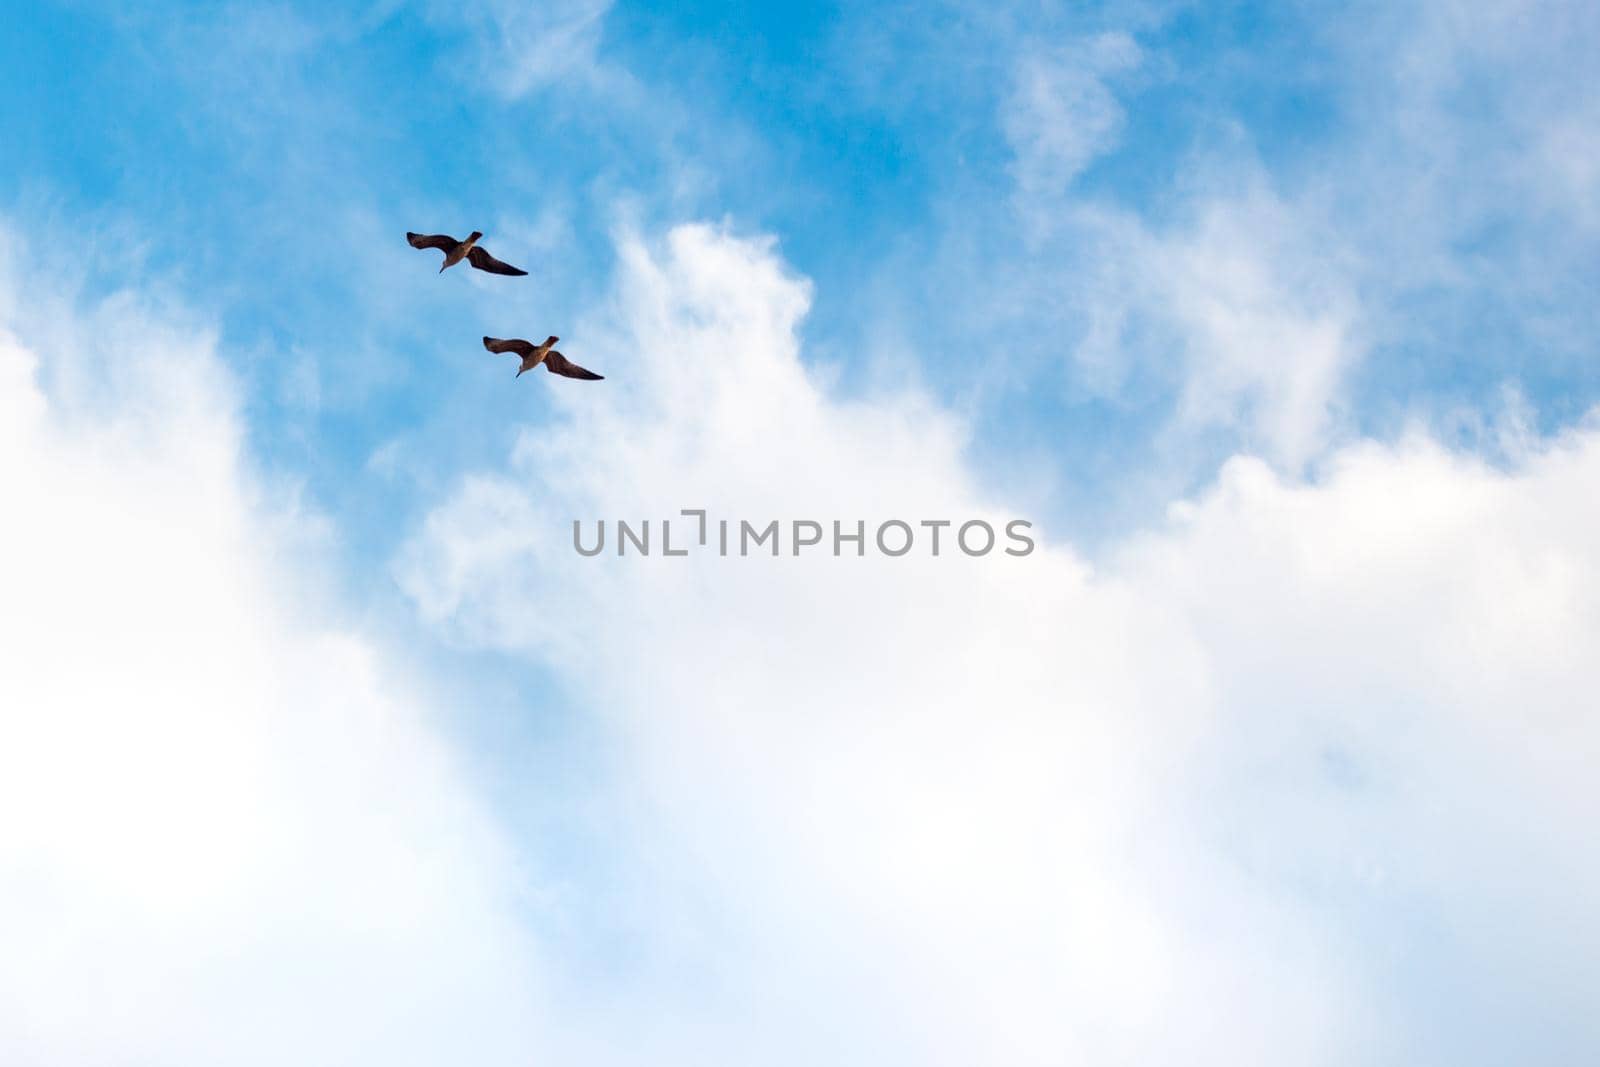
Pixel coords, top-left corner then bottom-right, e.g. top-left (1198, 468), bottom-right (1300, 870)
top-left (1003, 32), bottom-right (1142, 200)
top-left (423, 0), bottom-right (615, 97)
top-left (1070, 180), bottom-right (1364, 469)
top-left (884, 0), bottom-right (1600, 489)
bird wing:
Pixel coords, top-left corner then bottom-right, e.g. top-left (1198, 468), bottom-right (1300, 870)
top-left (483, 336), bottom-right (535, 357)
top-left (467, 245), bottom-right (529, 276)
top-left (543, 351), bottom-right (604, 380)
top-left (407, 232), bottom-right (457, 252)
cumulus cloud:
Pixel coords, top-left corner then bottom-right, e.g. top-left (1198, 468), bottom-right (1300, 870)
top-left (4, 186), bottom-right (1594, 1067)
top-left (399, 223), bottom-right (1600, 1064)
top-left (0, 253), bottom-right (544, 1064)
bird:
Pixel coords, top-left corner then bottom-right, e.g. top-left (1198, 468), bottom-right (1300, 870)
top-left (483, 335), bottom-right (604, 380)
top-left (406, 231), bottom-right (528, 275)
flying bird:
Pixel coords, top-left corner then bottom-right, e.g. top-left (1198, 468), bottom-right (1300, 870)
top-left (406, 231), bottom-right (528, 275)
top-left (483, 335), bottom-right (605, 380)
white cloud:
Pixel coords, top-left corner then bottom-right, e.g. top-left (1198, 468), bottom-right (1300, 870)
top-left (981, 0), bottom-right (1600, 476)
top-left (3, 199), bottom-right (1595, 1067)
top-left (0, 259), bottom-right (545, 1064)
top-left (1074, 183), bottom-right (1364, 469)
top-left (10, 1), bottom-right (1597, 1061)
top-left (399, 223), bottom-right (1600, 1063)
top-left (990, 26), bottom-right (1367, 470)
top-left (425, 0), bottom-right (615, 98)
top-left (1003, 33), bottom-right (1143, 198)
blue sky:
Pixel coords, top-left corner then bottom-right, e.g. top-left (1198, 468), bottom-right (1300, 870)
top-left (7, 0), bottom-right (1596, 551)
top-left (3, 1), bottom-right (1600, 1064)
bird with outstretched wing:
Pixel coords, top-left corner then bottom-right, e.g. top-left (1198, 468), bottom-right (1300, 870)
top-left (406, 231), bottom-right (528, 276)
top-left (483, 335), bottom-right (605, 380)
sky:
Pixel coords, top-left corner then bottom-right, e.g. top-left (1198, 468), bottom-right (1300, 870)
top-left (1, 0), bottom-right (1598, 1064)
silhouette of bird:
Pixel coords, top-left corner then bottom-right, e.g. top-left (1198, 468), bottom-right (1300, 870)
top-left (406, 231), bottom-right (527, 275)
top-left (483, 335), bottom-right (604, 380)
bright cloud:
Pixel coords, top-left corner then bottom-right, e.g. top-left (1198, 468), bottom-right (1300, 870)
top-left (7, 218), bottom-right (1593, 1066)
top-left (0, 262), bottom-right (545, 1065)
top-left (398, 223), bottom-right (1600, 1063)
top-left (3, 2), bottom-right (1598, 1063)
